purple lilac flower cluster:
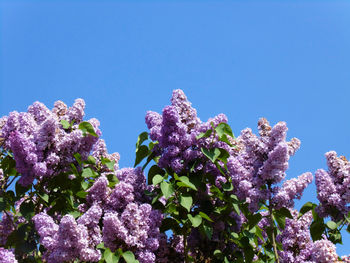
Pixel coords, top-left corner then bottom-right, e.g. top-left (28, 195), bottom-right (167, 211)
top-left (0, 99), bottom-right (100, 186)
top-left (145, 89), bottom-right (234, 175)
top-left (277, 210), bottom-right (340, 263)
top-left (33, 204), bottom-right (102, 263)
top-left (227, 117), bottom-right (310, 212)
top-left (33, 141), bottom-right (162, 263)
top-left (0, 247), bottom-right (17, 263)
top-left (315, 151), bottom-right (350, 220)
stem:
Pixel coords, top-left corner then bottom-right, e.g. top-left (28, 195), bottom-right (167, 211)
top-left (183, 231), bottom-right (189, 263)
top-left (268, 184), bottom-right (280, 263)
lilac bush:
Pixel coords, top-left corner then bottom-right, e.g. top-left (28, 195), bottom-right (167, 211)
top-left (0, 90), bottom-right (349, 262)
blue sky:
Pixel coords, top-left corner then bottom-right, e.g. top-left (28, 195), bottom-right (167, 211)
top-left (1, 0), bottom-right (350, 256)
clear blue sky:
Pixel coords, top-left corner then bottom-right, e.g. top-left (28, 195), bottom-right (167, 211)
top-left (1, 0), bottom-right (350, 256)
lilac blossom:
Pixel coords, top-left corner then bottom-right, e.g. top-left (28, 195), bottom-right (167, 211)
top-left (0, 248), bottom-right (17, 263)
top-left (315, 151), bottom-right (350, 219)
top-left (0, 99), bottom-right (100, 186)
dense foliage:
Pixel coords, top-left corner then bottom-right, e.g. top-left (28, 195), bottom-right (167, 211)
top-left (0, 90), bottom-right (350, 263)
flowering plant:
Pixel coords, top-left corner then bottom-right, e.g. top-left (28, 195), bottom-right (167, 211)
top-left (0, 90), bottom-right (349, 263)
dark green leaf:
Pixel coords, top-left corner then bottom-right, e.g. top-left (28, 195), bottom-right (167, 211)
top-left (85, 155), bottom-right (96, 165)
top-left (79, 121), bottom-right (98, 137)
top-left (201, 148), bottom-right (221, 163)
top-left (15, 181), bottom-right (31, 196)
top-left (310, 221), bottom-right (325, 241)
top-left (196, 129), bottom-right (212, 140)
top-left (134, 145), bottom-right (149, 167)
top-left (0, 197), bottom-right (5, 211)
top-left (299, 202), bottom-right (315, 216)
top-left (215, 123), bottom-right (234, 138)
top-left (20, 200), bottom-right (35, 219)
top-left (136, 132), bottom-right (148, 149)
top-left (199, 212), bottom-right (214, 222)
top-left (76, 191), bottom-right (88, 198)
top-left (276, 207), bottom-right (293, 219)
top-left (177, 176), bottom-right (197, 191)
top-left (203, 224), bottom-right (213, 240)
top-left (74, 153), bottom-right (82, 165)
top-left (247, 213), bottom-right (262, 229)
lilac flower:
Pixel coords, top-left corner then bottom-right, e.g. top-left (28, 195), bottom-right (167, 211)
top-left (315, 151), bottom-right (350, 219)
top-left (0, 212), bottom-right (15, 246)
top-left (273, 172), bottom-right (313, 209)
top-left (0, 248), bottom-right (18, 263)
top-left (0, 99), bottom-right (101, 186)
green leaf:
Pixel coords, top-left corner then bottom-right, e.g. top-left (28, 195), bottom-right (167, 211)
top-left (188, 214), bottom-right (202, 227)
top-left (274, 213), bottom-right (286, 229)
top-left (203, 224), bottom-right (213, 240)
top-left (326, 221), bottom-right (337, 230)
top-left (222, 182), bottom-right (233, 191)
top-left (201, 148), bottom-right (221, 163)
top-left (136, 132), bottom-right (148, 149)
top-left (85, 155), bottom-right (96, 165)
top-left (104, 248), bottom-right (120, 263)
top-left (122, 251), bottom-right (139, 263)
top-left (82, 168), bottom-right (95, 178)
top-left (215, 123), bottom-right (234, 138)
top-left (38, 193), bottom-right (49, 203)
top-left (196, 129), bottom-right (212, 140)
top-left (134, 145), bottom-right (149, 167)
top-left (276, 207), bottom-right (293, 219)
top-left (152, 175), bottom-right (164, 186)
top-left (76, 191), bottom-right (88, 198)
top-left (177, 176), bottom-right (197, 191)
top-left (310, 221), bottom-right (325, 241)
top-left (20, 200), bottom-right (35, 219)
top-left (199, 212), bottom-right (214, 222)
top-left (79, 121), bottom-right (98, 137)
top-left (247, 213), bottom-right (262, 229)
top-left (148, 165), bottom-right (165, 186)
top-left (180, 194), bottom-right (193, 212)
top-left (60, 119), bottom-right (71, 129)
top-left (160, 181), bottom-right (174, 198)
top-left (101, 158), bottom-right (116, 171)
top-left (160, 217), bottom-right (181, 233)
top-left (15, 181), bottom-right (31, 196)
top-left (69, 211), bottom-right (81, 219)
top-left (299, 202), bottom-right (315, 216)
top-left (74, 153), bottom-right (82, 165)
top-left (0, 197), bottom-right (5, 211)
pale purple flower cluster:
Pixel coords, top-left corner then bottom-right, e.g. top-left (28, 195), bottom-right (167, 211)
top-left (227, 118), bottom-right (303, 211)
top-left (0, 99), bottom-right (100, 186)
top-left (0, 248), bottom-right (17, 263)
top-left (0, 213), bottom-right (15, 246)
top-left (277, 210), bottom-right (314, 262)
top-left (145, 89), bottom-right (233, 174)
top-left (277, 210), bottom-right (343, 263)
top-left (315, 151), bottom-right (350, 219)
top-left (33, 164), bottom-right (162, 263)
top-left (33, 204), bottom-right (102, 263)
top-left (272, 172), bottom-right (313, 209)
top-left (88, 167), bottom-right (161, 263)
